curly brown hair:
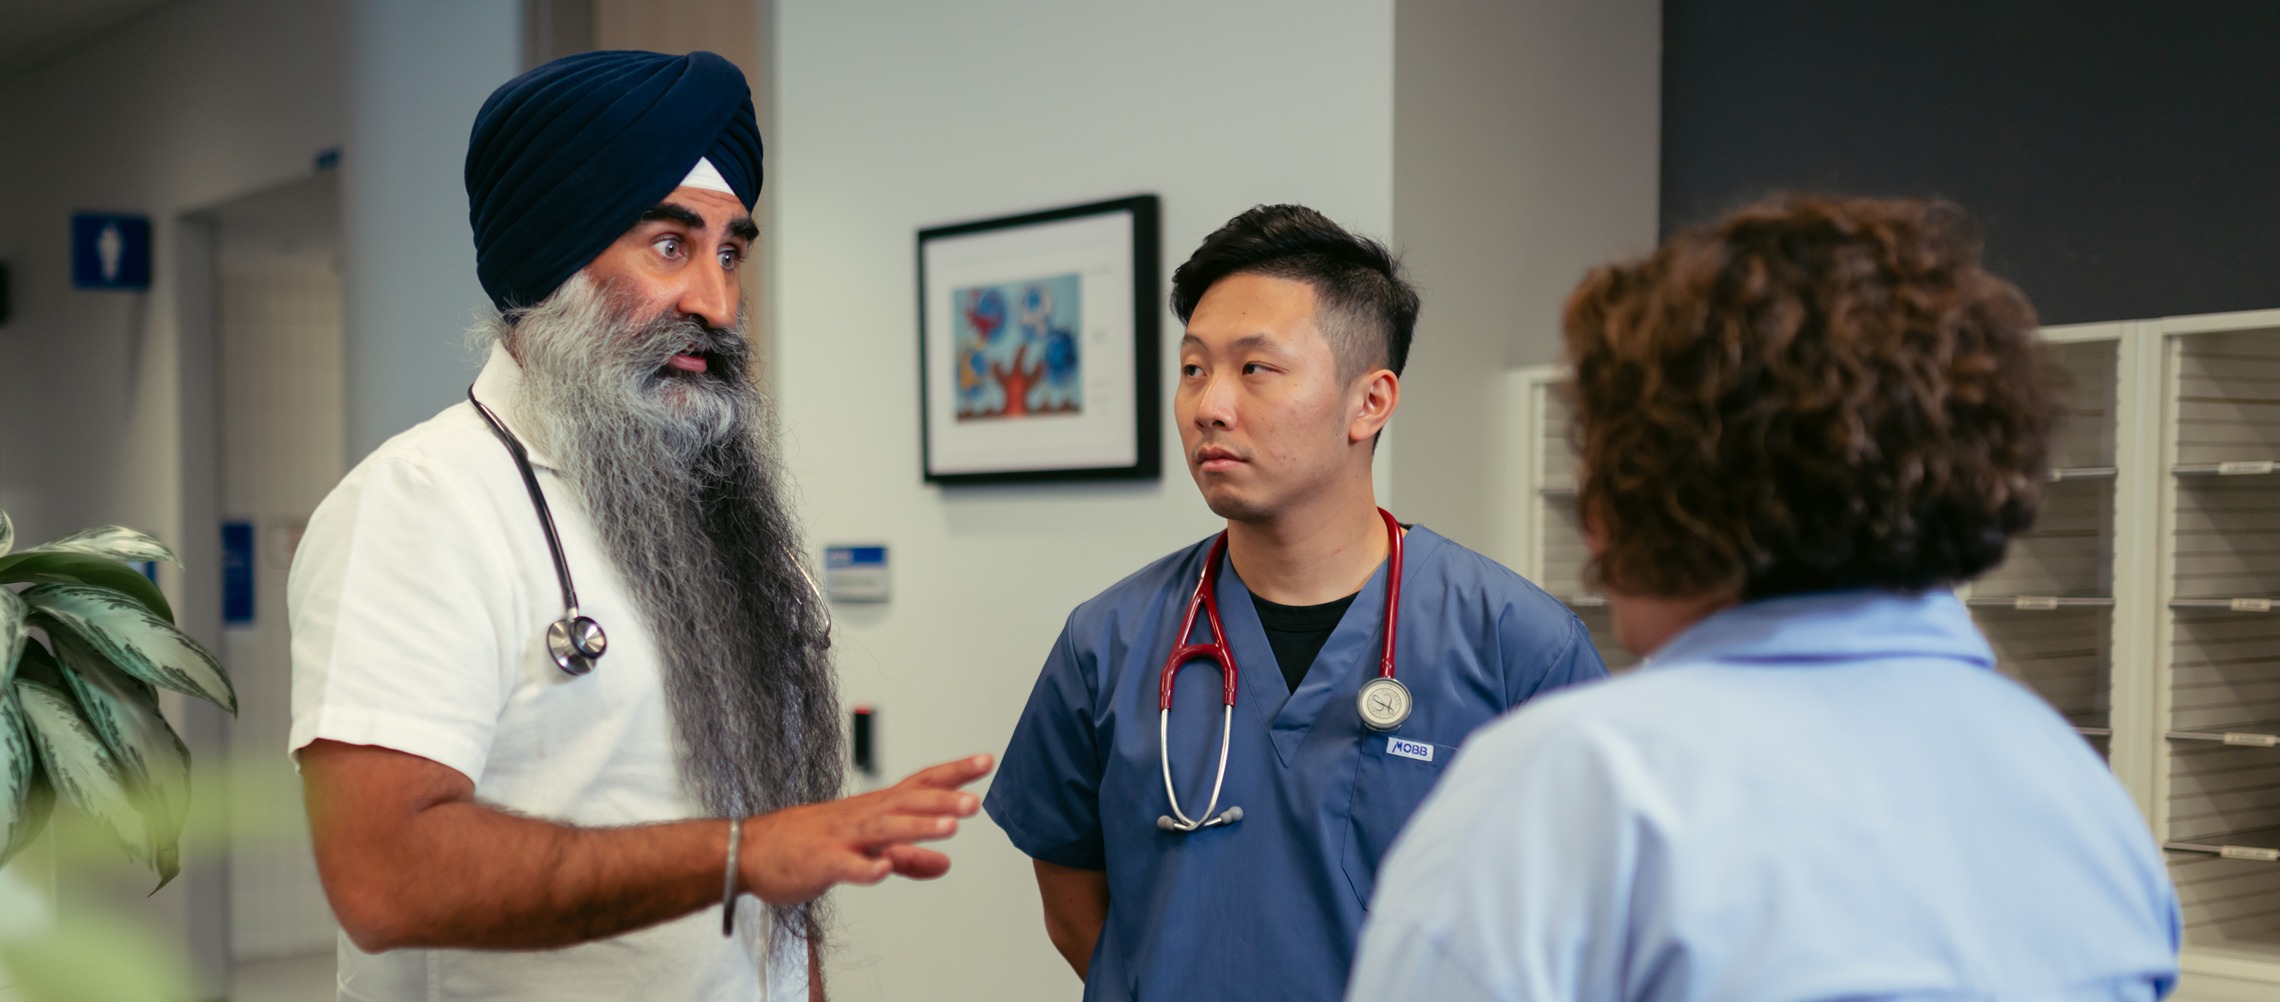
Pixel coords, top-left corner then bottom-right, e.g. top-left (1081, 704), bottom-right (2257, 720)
top-left (1562, 196), bottom-right (2057, 600)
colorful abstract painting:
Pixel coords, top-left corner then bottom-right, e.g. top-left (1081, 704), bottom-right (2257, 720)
top-left (951, 273), bottom-right (1083, 421)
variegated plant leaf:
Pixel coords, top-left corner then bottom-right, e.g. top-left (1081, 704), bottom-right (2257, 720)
top-left (16, 678), bottom-right (153, 864)
top-left (0, 588), bottom-right (25, 686)
top-left (49, 629), bottom-right (189, 888)
top-left (0, 686), bottom-right (50, 870)
top-left (0, 508), bottom-right (14, 557)
top-left (23, 584), bottom-right (235, 714)
top-left (19, 525), bottom-right (179, 568)
top-left (0, 550), bottom-right (175, 623)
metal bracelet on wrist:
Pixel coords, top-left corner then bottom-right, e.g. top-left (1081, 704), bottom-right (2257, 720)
top-left (721, 815), bottom-right (742, 937)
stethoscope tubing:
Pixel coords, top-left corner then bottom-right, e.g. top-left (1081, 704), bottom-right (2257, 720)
top-left (1156, 508), bottom-right (1406, 834)
top-left (469, 388), bottom-right (585, 620)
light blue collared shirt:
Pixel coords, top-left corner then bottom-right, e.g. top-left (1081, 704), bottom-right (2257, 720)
top-left (1348, 589), bottom-right (2179, 1001)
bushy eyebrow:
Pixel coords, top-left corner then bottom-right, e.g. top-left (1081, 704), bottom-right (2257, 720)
top-left (640, 202), bottom-right (758, 244)
top-left (640, 202), bottom-right (706, 228)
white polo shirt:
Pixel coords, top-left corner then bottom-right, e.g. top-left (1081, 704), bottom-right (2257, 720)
top-left (288, 343), bottom-right (803, 1001)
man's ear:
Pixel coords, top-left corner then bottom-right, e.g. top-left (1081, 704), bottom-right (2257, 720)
top-left (1348, 369), bottom-right (1399, 444)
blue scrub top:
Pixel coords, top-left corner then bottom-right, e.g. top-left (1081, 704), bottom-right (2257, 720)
top-left (1349, 589), bottom-right (2182, 1001)
top-left (985, 525), bottom-right (1606, 1001)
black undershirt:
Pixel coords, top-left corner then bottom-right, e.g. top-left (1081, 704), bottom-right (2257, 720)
top-left (1250, 591), bottom-right (1362, 693)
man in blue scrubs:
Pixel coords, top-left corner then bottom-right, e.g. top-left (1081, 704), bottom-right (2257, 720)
top-left (985, 204), bottom-right (1607, 1000)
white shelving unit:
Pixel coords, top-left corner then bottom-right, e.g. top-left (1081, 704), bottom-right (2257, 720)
top-left (2152, 311), bottom-right (2280, 996)
top-left (1505, 371), bottom-right (1638, 673)
top-left (1505, 308), bottom-right (2280, 1000)
top-left (1962, 326), bottom-right (2131, 753)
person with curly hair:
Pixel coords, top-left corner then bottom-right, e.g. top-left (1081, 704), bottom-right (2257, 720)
top-left (1348, 197), bottom-right (2180, 1000)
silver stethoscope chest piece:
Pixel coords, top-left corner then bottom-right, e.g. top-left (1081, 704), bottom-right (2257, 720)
top-left (546, 614), bottom-right (607, 677)
top-left (1357, 676), bottom-right (1412, 731)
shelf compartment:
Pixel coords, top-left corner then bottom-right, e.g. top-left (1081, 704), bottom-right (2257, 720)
top-left (2171, 327), bottom-right (2280, 469)
top-left (2169, 476), bottom-right (2280, 602)
top-left (2167, 612), bottom-right (2280, 745)
top-left (2170, 850), bottom-right (2280, 951)
top-left (2048, 339), bottom-right (2119, 471)
top-left (1974, 603), bottom-right (2111, 743)
top-left (1973, 474), bottom-right (2114, 600)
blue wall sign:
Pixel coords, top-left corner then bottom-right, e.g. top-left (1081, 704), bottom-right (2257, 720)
top-left (71, 212), bottom-right (152, 290)
top-left (221, 520), bottom-right (255, 626)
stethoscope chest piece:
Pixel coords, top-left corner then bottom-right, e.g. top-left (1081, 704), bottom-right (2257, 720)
top-left (547, 615), bottom-right (608, 676)
top-left (1357, 676), bottom-right (1412, 732)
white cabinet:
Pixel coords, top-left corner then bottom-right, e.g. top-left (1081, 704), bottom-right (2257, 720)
top-left (1505, 308), bottom-right (2280, 997)
top-left (2152, 312), bottom-right (2280, 993)
top-left (1505, 370), bottom-right (1637, 674)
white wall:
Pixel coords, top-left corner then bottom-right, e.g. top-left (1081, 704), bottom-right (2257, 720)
top-left (341, 0), bottom-right (521, 460)
top-left (1388, 0), bottom-right (1661, 558)
top-left (770, 2), bottom-right (1394, 997)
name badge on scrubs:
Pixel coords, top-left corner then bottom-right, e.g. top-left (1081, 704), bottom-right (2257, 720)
top-left (1386, 736), bottom-right (1434, 762)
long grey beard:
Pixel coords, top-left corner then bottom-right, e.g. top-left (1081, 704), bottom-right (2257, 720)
top-left (475, 274), bottom-right (843, 961)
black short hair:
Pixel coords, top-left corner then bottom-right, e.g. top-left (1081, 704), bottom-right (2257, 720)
top-left (1170, 205), bottom-right (1420, 379)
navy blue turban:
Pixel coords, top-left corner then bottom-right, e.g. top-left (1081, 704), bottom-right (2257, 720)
top-left (466, 50), bottom-right (763, 312)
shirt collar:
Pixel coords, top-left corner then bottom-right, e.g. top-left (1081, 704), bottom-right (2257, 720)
top-left (1646, 588), bottom-right (1994, 671)
top-left (469, 341), bottom-right (560, 472)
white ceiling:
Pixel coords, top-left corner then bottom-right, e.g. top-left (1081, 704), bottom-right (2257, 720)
top-left (0, 0), bottom-right (176, 81)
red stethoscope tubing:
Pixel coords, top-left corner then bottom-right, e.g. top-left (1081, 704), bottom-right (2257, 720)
top-left (1157, 507), bottom-right (1405, 711)
top-left (1155, 508), bottom-right (1405, 832)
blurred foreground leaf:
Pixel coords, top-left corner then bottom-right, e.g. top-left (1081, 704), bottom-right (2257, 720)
top-left (0, 909), bottom-right (191, 1002)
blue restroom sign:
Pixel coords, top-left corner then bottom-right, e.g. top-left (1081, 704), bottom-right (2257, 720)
top-left (72, 212), bottom-right (152, 290)
top-left (221, 520), bottom-right (255, 626)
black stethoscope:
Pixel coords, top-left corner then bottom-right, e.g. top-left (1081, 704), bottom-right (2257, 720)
top-left (1156, 507), bottom-right (1411, 833)
top-left (469, 387), bottom-right (609, 676)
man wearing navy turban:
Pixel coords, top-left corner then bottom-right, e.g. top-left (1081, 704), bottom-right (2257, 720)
top-left (288, 51), bottom-right (992, 1001)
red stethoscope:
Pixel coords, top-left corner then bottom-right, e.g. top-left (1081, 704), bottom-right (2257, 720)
top-left (1155, 507), bottom-right (1411, 833)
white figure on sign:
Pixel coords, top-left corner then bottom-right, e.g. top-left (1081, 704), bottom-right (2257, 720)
top-left (97, 223), bottom-right (123, 282)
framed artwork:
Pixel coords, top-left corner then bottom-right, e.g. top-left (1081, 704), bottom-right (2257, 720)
top-left (918, 194), bottom-right (1160, 484)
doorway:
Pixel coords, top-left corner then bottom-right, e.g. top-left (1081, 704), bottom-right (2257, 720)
top-left (196, 169), bottom-right (347, 987)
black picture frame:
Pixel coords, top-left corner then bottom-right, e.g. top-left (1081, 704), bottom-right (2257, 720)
top-left (917, 194), bottom-right (1160, 485)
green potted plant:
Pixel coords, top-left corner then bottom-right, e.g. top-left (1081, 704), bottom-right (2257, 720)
top-left (0, 508), bottom-right (236, 890)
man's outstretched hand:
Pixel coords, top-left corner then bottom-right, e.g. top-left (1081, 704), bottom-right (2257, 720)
top-left (739, 754), bottom-right (996, 905)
